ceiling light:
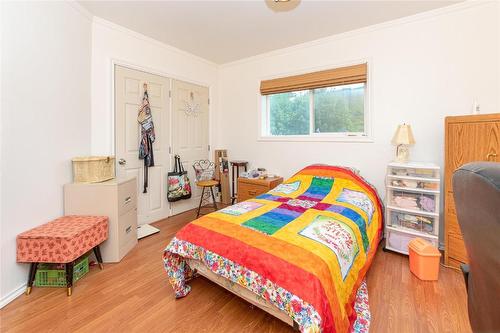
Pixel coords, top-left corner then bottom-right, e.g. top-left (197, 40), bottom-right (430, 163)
top-left (266, 0), bottom-right (299, 12)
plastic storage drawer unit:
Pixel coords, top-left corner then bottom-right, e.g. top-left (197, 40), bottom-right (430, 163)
top-left (408, 237), bottom-right (441, 280)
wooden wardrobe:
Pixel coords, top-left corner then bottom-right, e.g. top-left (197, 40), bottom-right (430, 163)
top-left (444, 113), bottom-right (500, 269)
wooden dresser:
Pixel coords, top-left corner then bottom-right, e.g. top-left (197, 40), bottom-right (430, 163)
top-left (237, 177), bottom-right (283, 202)
top-left (64, 177), bottom-right (138, 263)
top-left (444, 114), bottom-right (500, 269)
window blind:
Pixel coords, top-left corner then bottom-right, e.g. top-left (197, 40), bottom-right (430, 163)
top-left (260, 63), bottom-right (367, 95)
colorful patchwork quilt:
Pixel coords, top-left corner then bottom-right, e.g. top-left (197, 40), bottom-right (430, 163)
top-left (163, 165), bottom-right (384, 332)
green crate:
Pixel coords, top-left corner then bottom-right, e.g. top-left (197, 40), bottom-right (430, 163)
top-left (34, 255), bottom-right (89, 287)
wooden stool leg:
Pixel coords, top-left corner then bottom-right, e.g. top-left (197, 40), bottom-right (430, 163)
top-left (235, 167), bottom-right (240, 203)
top-left (210, 186), bottom-right (218, 211)
top-left (197, 186), bottom-right (205, 218)
top-left (93, 245), bottom-right (104, 270)
top-left (231, 164), bottom-right (236, 205)
top-left (65, 261), bottom-right (74, 296)
top-left (26, 263), bottom-right (38, 295)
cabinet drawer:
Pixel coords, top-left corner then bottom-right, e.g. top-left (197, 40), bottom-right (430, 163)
top-left (238, 182), bottom-right (268, 201)
top-left (447, 234), bottom-right (468, 263)
top-left (118, 179), bottom-right (137, 216)
top-left (445, 213), bottom-right (463, 237)
top-left (447, 257), bottom-right (464, 270)
top-left (118, 208), bottom-right (138, 250)
top-left (386, 228), bottom-right (438, 255)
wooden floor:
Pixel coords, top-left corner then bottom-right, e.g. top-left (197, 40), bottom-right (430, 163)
top-left (0, 208), bottom-right (471, 333)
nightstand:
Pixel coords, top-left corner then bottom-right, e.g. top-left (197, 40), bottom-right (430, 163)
top-left (237, 177), bottom-right (283, 202)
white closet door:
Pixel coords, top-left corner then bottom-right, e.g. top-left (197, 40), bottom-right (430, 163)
top-left (115, 65), bottom-right (171, 225)
top-left (171, 79), bottom-right (210, 215)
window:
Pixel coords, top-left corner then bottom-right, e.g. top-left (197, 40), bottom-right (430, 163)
top-left (260, 63), bottom-right (369, 140)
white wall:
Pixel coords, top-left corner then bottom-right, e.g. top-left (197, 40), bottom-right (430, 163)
top-left (216, 1), bottom-right (500, 196)
top-left (0, 2), bottom-right (92, 306)
top-left (90, 18), bottom-right (218, 156)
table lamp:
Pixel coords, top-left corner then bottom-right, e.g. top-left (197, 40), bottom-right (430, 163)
top-left (392, 124), bottom-right (415, 163)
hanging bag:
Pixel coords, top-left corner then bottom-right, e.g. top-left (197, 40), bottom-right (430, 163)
top-left (167, 155), bottom-right (192, 202)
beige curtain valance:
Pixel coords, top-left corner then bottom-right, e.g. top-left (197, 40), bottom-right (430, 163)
top-left (260, 63), bottom-right (367, 95)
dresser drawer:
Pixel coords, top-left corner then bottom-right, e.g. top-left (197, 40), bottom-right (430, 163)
top-left (118, 208), bottom-right (138, 252)
top-left (447, 257), bottom-right (465, 270)
top-left (238, 182), bottom-right (268, 201)
top-left (447, 234), bottom-right (468, 263)
top-left (445, 213), bottom-right (463, 237)
top-left (118, 179), bottom-right (137, 216)
top-left (446, 192), bottom-right (457, 216)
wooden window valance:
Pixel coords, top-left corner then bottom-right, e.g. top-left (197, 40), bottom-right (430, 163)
top-left (260, 63), bottom-right (367, 95)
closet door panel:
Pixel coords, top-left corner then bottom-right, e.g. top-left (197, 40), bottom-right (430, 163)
top-left (171, 80), bottom-right (210, 215)
top-left (115, 65), bottom-right (171, 225)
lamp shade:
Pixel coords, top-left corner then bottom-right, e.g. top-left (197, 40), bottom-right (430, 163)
top-left (392, 124), bottom-right (416, 145)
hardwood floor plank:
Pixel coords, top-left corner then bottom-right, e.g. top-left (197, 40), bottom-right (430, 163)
top-left (0, 209), bottom-right (471, 332)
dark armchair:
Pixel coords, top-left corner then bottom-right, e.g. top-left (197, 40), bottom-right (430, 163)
top-left (452, 162), bottom-right (500, 332)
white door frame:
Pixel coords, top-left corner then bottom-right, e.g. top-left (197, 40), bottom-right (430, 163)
top-left (111, 58), bottom-right (213, 219)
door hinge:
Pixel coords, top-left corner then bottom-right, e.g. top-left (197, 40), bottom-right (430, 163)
top-left (208, 98), bottom-right (210, 105)
top-left (208, 144), bottom-right (211, 151)
top-left (169, 90), bottom-right (171, 98)
top-left (169, 146), bottom-right (172, 154)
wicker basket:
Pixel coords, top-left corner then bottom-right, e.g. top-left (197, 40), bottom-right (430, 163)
top-left (72, 156), bottom-right (115, 183)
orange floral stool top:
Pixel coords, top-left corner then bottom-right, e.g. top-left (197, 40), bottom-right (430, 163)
top-left (17, 216), bottom-right (109, 263)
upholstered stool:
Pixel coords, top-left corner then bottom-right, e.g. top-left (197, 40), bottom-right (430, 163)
top-left (17, 215), bottom-right (108, 296)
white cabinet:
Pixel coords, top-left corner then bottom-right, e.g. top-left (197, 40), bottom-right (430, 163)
top-left (64, 177), bottom-right (138, 262)
top-left (384, 162), bottom-right (440, 254)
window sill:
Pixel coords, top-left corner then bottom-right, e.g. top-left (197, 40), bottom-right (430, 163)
top-left (257, 135), bottom-right (374, 143)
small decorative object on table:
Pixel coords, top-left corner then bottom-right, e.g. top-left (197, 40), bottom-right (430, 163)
top-left (384, 162), bottom-right (440, 254)
top-left (241, 169), bottom-right (266, 179)
top-left (392, 124), bottom-right (415, 163)
top-left (237, 176), bottom-right (283, 202)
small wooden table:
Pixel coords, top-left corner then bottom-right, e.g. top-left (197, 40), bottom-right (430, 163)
top-left (237, 177), bottom-right (283, 202)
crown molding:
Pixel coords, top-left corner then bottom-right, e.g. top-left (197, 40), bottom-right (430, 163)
top-left (66, 1), bottom-right (217, 68)
top-left (92, 16), bottom-right (218, 69)
top-left (220, 0), bottom-right (493, 69)
top-left (66, 1), bottom-right (94, 22)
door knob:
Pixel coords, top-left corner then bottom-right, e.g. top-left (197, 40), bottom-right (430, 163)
top-left (118, 158), bottom-right (127, 165)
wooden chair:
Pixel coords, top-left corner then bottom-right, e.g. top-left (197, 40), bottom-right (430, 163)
top-left (193, 160), bottom-right (219, 218)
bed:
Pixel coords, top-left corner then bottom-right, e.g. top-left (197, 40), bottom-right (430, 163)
top-left (163, 165), bottom-right (384, 332)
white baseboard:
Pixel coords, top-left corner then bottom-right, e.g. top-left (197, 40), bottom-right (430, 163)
top-left (0, 283), bottom-right (26, 309)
